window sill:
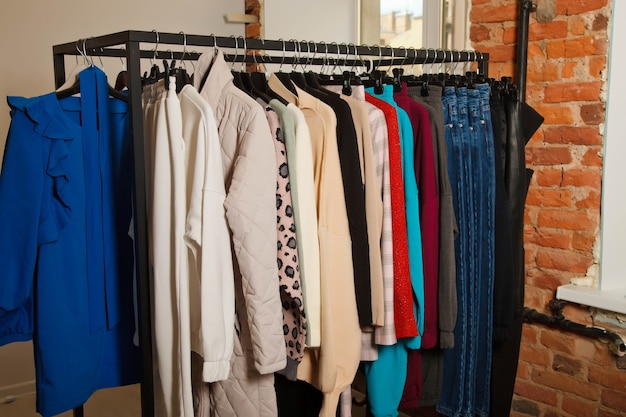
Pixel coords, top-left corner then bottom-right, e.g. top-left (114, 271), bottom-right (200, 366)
top-left (556, 284), bottom-right (626, 315)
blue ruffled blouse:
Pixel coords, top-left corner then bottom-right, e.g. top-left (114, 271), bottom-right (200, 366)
top-left (0, 66), bottom-right (140, 417)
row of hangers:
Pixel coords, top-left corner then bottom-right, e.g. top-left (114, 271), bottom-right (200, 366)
top-left (56, 31), bottom-right (516, 104)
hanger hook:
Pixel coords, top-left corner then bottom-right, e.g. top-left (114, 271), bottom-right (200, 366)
top-left (300, 41), bottom-right (309, 72)
top-left (240, 36), bottom-right (247, 72)
top-left (82, 38), bottom-right (94, 66)
top-left (151, 30), bottom-right (160, 65)
top-left (289, 39), bottom-right (298, 70)
top-left (230, 35), bottom-right (239, 70)
top-left (384, 45), bottom-right (394, 76)
top-left (347, 43), bottom-right (356, 73)
top-left (278, 38), bottom-right (286, 71)
top-left (318, 41), bottom-right (327, 74)
top-left (408, 47), bottom-right (417, 75)
top-left (179, 31), bottom-right (188, 68)
top-left (76, 39), bottom-right (86, 65)
top-left (306, 41), bottom-right (316, 71)
top-left (399, 46), bottom-right (408, 69)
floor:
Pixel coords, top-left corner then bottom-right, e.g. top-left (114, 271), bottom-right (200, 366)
top-left (0, 385), bottom-right (141, 417)
top-left (0, 384), bottom-right (439, 417)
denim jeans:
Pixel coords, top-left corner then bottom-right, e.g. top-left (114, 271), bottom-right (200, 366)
top-left (438, 86), bottom-right (495, 417)
top-left (439, 87), bottom-right (469, 417)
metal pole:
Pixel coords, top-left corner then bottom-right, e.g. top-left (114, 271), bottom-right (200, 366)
top-left (516, 0), bottom-right (535, 103)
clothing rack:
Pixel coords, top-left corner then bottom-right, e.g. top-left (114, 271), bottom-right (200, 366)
top-left (51, 29), bottom-right (490, 417)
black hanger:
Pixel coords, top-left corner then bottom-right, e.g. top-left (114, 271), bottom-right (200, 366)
top-left (363, 70), bottom-right (387, 95)
top-left (392, 68), bottom-right (404, 92)
top-left (251, 72), bottom-right (288, 105)
top-left (290, 72), bottom-right (308, 90)
top-left (276, 72), bottom-right (297, 95)
top-left (56, 70), bottom-right (128, 102)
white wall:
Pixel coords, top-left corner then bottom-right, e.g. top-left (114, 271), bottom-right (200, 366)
top-left (0, 0), bottom-right (244, 392)
top-left (264, 0), bottom-right (358, 44)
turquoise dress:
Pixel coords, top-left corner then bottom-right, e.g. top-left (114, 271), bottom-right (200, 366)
top-left (0, 66), bottom-right (140, 416)
top-left (363, 84), bottom-right (425, 417)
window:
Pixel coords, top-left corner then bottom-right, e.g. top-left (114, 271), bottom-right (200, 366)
top-left (556, 2), bottom-right (626, 315)
top-left (359, 0), bottom-right (467, 50)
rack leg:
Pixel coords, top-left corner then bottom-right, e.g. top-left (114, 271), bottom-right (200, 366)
top-left (73, 405), bottom-right (84, 417)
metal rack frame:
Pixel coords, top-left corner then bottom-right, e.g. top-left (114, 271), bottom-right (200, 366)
top-left (51, 29), bottom-right (490, 417)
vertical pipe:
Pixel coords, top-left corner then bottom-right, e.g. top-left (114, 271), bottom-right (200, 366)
top-left (126, 39), bottom-right (155, 417)
top-left (516, 0), bottom-right (534, 103)
top-left (73, 406), bottom-right (84, 417)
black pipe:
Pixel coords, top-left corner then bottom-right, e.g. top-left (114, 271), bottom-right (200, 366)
top-left (516, 0), bottom-right (535, 103)
top-left (523, 306), bottom-right (626, 355)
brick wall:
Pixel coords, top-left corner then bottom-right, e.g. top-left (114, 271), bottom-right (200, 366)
top-left (471, 1), bottom-right (626, 416)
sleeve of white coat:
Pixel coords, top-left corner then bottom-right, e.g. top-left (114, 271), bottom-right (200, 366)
top-left (184, 98), bottom-right (235, 383)
top-left (224, 107), bottom-right (286, 375)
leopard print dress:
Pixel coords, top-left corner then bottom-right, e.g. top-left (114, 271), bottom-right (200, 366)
top-left (265, 107), bottom-right (307, 379)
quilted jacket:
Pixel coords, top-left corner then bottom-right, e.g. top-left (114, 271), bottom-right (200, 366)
top-left (192, 48), bottom-right (286, 417)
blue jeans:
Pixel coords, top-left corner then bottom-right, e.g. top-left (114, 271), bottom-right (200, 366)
top-left (438, 86), bottom-right (495, 417)
top-left (439, 87), bottom-right (469, 417)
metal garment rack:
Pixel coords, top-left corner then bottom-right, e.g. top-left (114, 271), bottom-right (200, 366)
top-left (51, 29), bottom-right (490, 417)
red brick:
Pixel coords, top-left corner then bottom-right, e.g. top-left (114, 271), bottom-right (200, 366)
top-left (593, 14), bottom-right (609, 31)
top-left (529, 146), bottom-right (572, 165)
top-left (537, 209), bottom-right (595, 231)
top-left (529, 21), bottom-right (569, 41)
top-left (574, 338), bottom-right (613, 366)
top-left (601, 389), bottom-right (626, 410)
top-left (563, 168), bottom-right (602, 189)
top-left (517, 360), bottom-right (532, 380)
top-left (520, 340), bottom-right (552, 366)
top-left (562, 61), bottom-right (578, 79)
top-left (589, 367), bottom-right (626, 391)
top-left (536, 248), bottom-right (593, 273)
top-left (572, 232), bottom-right (596, 252)
top-left (522, 323), bottom-right (541, 344)
top-left (589, 56), bottom-right (607, 77)
top-left (528, 43), bottom-right (546, 60)
top-left (470, 3), bottom-right (518, 23)
top-left (575, 190), bottom-right (601, 209)
top-left (526, 188), bottom-right (573, 208)
top-left (245, 23), bottom-right (261, 39)
top-left (598, 409), bottom-right (622, 417)
top-left (470, 24), bottom-right (491, 42)
top-left (535, 168), bottom-right (564, 187)
top-left (529, 270), bottom-right (570, 289)
top-left (562, 394), bottom-right (599, 417)
top-left (544, 82), bottom-right (603, 103)
top-left (559, 0), bottom-right (609, 15)
top-left (563, 304), bottom-right (594, 325)
top-left (553, 354), bottom-right (584, 377)
top-left (480, 44), bottom-right (516, 62)
top-left (534, 227), bottom-right (572, 249)
top-left (570, 16), bottom-right (587, 36)
top-left (515, 380), bottom-right (559, 406)
top-left (543, 126), bottom-right (602, 145)
top-left (532, 367), bottom-right (602, 400)
top-left (581, 103), bottom-right (606, 125)
top-left (581, 148), bottom-right (603, 168)
top-left (531, 105), bottom-right (574, 125)
top-left (528, 62), bottom-right (560, 82)
top-left (503, 26), bottom-right (517, 44)
top-left (543, 409), bottom-right (562, 417)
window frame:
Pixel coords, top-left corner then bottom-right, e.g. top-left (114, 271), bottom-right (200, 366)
top-left (556, 0), bottom-right (626, 315)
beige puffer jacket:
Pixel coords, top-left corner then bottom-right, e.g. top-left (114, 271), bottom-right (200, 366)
top-left (192, 48), bottom-right (286, 417)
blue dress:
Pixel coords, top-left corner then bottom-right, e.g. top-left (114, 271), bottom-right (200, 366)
top-left (0, 66), bottom-right (140, 417)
